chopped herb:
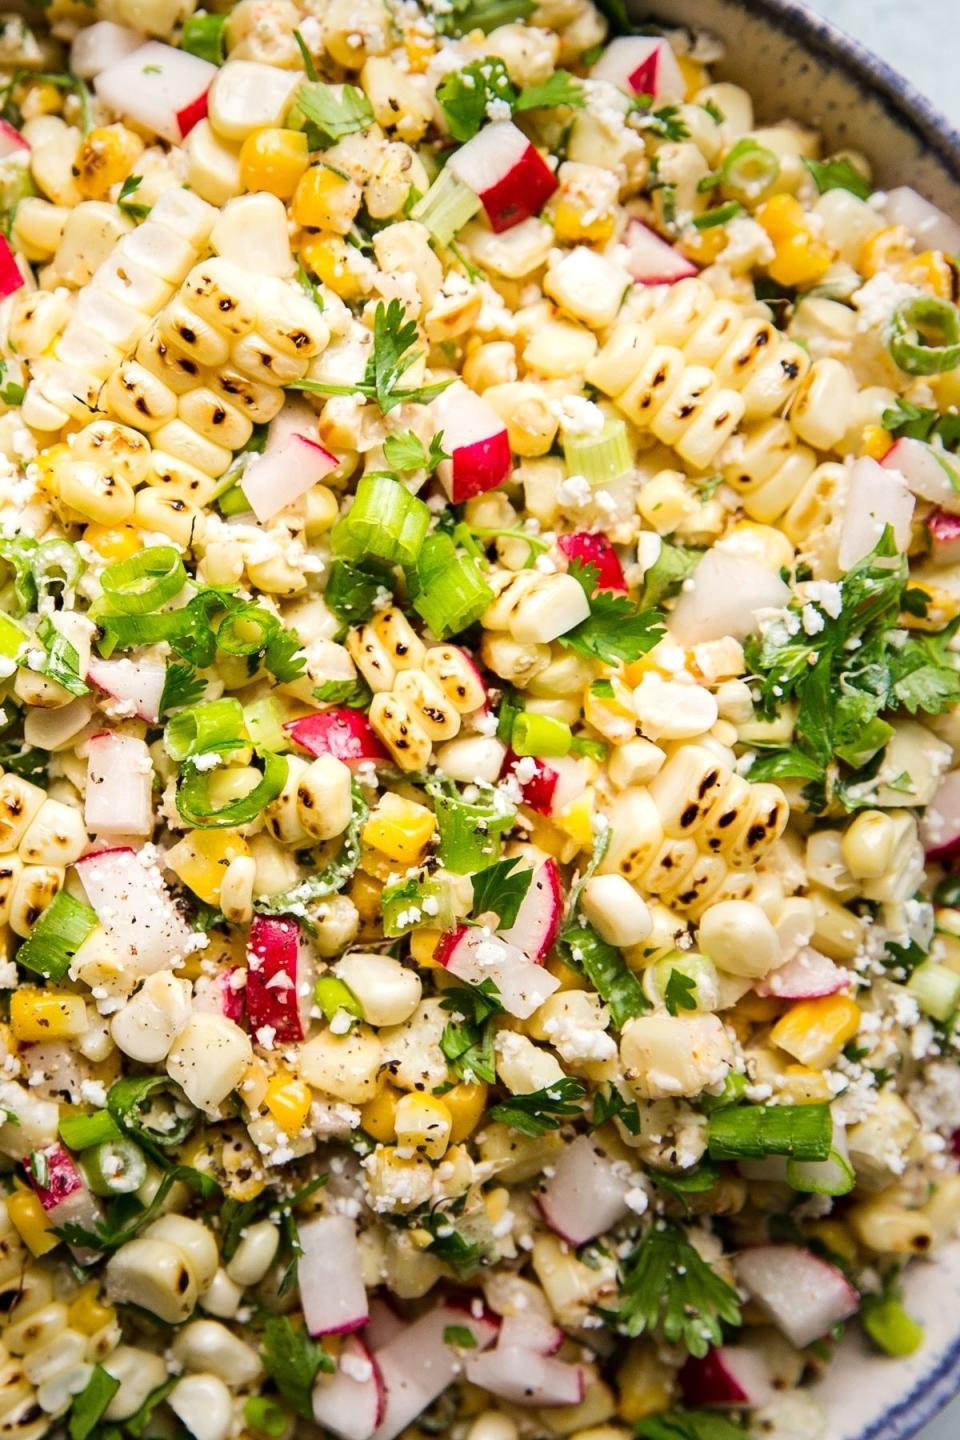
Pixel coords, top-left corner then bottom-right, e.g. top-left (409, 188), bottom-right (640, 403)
top-left (293, 80), bottom-right (374, 144)
top-left (158, 661), bottom-right (205, 717)
top-left (515, 71), bottom-right (585, 113)
top-left (261, 1315), bottom-right (333, 1420)
top-left (437, 57), bottom-right (516, 141)
top-left (440, 980), bottom-right (502, 1085)
top-left (632, 98), bottom-right (689, 141)
top-left (664, 968), bottom-right (698, 1016)
top-left (443, 1324), bottom-right (478, 1347)
top-left (470, 856), bottom-right (533, 928)
top-left (635, 1412), bottom-right (749, 1440)
top-left (434, 0), bottom-right (535, 37)
top-left (561, 559), bottom-right (665, 665)
top-left (804, 156), bottom-right (872, 201)
top-left (292, 299), bottom-right (452, 413)
top-left (591, 1086), bottom-right (641, 1134)
top-left (117, 173), bottom-right (149, 219)
top-left (313, 676), bottom-right (373, 708)
top-left (383, 429), bottom-right (448, 473)
top-left (69, 1366), bottom-right (121, 1440)
top-left (641, 542), bottom-right (700, 608)
top-left (608, 1221), bottom-right (742, 1357)
top-left (488, 1077), bottom-right (587, 1136)
top-left (881, 397), bottom-right (960, 450)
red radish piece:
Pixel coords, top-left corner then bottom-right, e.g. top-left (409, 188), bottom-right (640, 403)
top-left (501, 749), bottom-right (559, 815)
top-left (0, 235), bottom-right (23, 299)
top-left (498, 859), bottom-right (562, 961)
top-left (84, 733), bottom-right (153, 837)
top-left (921, 768), bottom-right (960, 861)
top-left (87, 656), bottom-right (166, 724)
top-left (94, 41), bottom-right (216, 144)
top-left (668, 548), bottom-right (789, 644)
top-left (372, 1302), bottom-right (498, 1440)
top-left (884, 186), bottom-right (960, 254)
top-left (285, 709), bottom-right (387, 766)
top-left (0, 120), bottom-right (27, 157)
top-left (242, 432), bottom-right (339, 524)
top-left (557, 532), bottom-right (627, 592)
top-left (246, 915), bottom-right (308, 1044)
top-left (838, 457), bottom-right (914, 572)
top-left (431, 384), bottom-right (512, 501)
top-left (538, 1134), bottom-right (633, 1246)
top-left (312, 1334), bottom-right (384, 1440)
top-left (434, 926), bottom-right (560, 1019)
top-left (881, 436), bottom-right (960, 514)
top-left (496, 1313), bottom-right (564, 1356)
top-left (928, 508), bottom-right (960, 566)
top-left (679, 1343), bottom-right (777, 1410)
top-left (734, 1245), bottom-right (860, 1349)
top-left (590, 37), bottom-right (686, 101)
top-left (29, 1143), bottom-right (104, 1261)
top-left (365, 1299), bottom-right (405, 1350)
top-left (757, 947), bottom-right (848, 1000)
top-left (77, 846), bottom-right (197, 978)
top-left (623, 218), bottom-right (698, 285)
top-left (447, 121), bottom-right (557, 233)
top-left (298, 1215), bottom-right (368, 1337)
top-left (70, 21), bottom-right (145, 79)
top-left (193, 968), bottom-right (246, 1027)
top-left (464, 1347), bottom-right (584, 1407)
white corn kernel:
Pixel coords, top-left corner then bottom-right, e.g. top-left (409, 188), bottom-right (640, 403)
top-left (166, 1014), bottom-right (252, 1113)
top-left (110, 972), bottom-right (193, 1063)
top-left (168, 1373), bottom-right (233, 1440)
top-left (298, 1024), bottom-right (383, 1103)
top-left (104, 1346), bottom-right (169, 1422)
top-left (105, 1238), bottom-right (198, 1325)
top-left (698, 899), bottom-right (782, 978)
top-left (18, 799), bottom-right (87, 867)
top-left (510, 574), bottom-right (590, 645)
top-left (145, 1215), bottom-right (219, 1292)
top-left (208, 61), bottom-right (301, 141)
top-left (620, 1013), bottom-right (733, 1099)
top-left (434, 735), bottom-right (507, 785)
top-left (633, 674), bottom-right (719, 741)
top-left (211, 193), bottom-right (294, 276)
top-left (171, 1320), bottom-right (262, 1387)
top-left (334, 952), bottom-right (422, 1027)
top-left (581, 875), bottom-right (652, 948)
top-left (224, 1220), bottom-right (279, 1288)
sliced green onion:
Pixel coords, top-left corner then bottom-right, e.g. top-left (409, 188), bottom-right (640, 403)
top-left (16, 891), bottom-right (97, 982)
top-left (315, 976), bottom-right (364, 1022)
top-left (861, 1295), bottom-right (924, 1357)
top-left (34, 539), bottom-right (83, 603)
top-left (164, 698), bottom-right (247, 761)
top-left (96, 607), bottom-right (196, 658)
top-left (59, 1110), bottom-right (121, 1152)
top-left (181, 9), bottom-right (227, 63)
top-left (411, 167), bottom-right (482, 245)
top-left (413, 533), bottom-right (493, 638)
top-left (332, 474), bottom-right (431, 568)
top-left (244, 1397), bottom-right (288, 1438)
top-left (382, 875), bottom-right (454, 937)
top-left (706, 1101), bottom-right (834, 1161)
top-left (889, 296), bottom-right (960, 375)
top-left (216, 606), bottom-right (278, 657)
top-left (786, 1141), bottom-right (855, 1196)
top-left (100, 546), bottom-right (186, 615)
top-left (82, 1137), bottom-right (147, 1196)
top-left (559, 922), bottom-right (647, 1030)
top-left (720, 138), bottom-right (780, 202)
top-left (0, 611), bottom-right (26, 662)
top-left (243, 697), bottom-right (290, 755)
top-left (217, 482), bottom-right (252, 517)
top-left (700, 1071), bottom-right (749, 1113)
top-left (692, 200), bottom-right (745, 230)
top-left (563, 417), bottom-right (632, 487)
top-left (511, 712), bottom-right (572, 758)
top-left (176, 750), bottom-right (288, 827)
top-left (107, 1075), bottom-right (197, 1150)
top-left (907, 960), bottom-right (960, 1021)
top-left (438, 0), bottom-right (534, 34)
top-left (430, 781), bottom-right (514, 873)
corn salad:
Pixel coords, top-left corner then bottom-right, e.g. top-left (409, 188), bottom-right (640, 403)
top-left (0, 2), bottom-right (952, 1438)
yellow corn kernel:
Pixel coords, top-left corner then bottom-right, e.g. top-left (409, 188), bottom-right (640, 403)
top-left (263, 1070), bottom-right (313, 1135)
top-left (73, 124), bottom-right (144, 200)
top-left (552, 196), bottom-right (616, 245)
top-left (444, 1081), bottom-right (488, 1144)
top-left (616, 1345), bottom-right (674, 1423)
top-left (679, 225), bottom-right (729, 266)
top-left (360, 1083), bottom-right (402, 1142)
top-left (21, 81), bottom-right (62, 118)
top-left (299, 234), bottom-right (365, 301)
top-left (83, 523), bottom-right (142, 560)
top-left (861, 423), bottom-right (892, 460)
top-left (770, 994), bottom-right (861, 1069)
top-left (858, 224), bottom-right (913, 278)
top-left (293, 164), bottom-right (360, 233)
top-left (778, 1064), bottom-right (833, 1104)
top-left (11, 988), bottom-right (88, 1042)
top-left (556, 789), bottom-right (596, 851)
top-left (394, 1092), bottom-right (452, 1160)
top-left (902, 249), bottom-right (954, 299)
top-left (348, 872), bottom-right (383, 924)
top-left (485, 1185), bottom-right (510, 1227)
top-left (409, 927), bottom-right (442, 968)
top-left (803, 1218), bottom-right (859, 1268)
top-left (165, 829), bottom-right (251, 906)
top-left (403, 27), bottom-right (435, 71)
top-left (677, 54), bottom-right (707, 97)
top-left (900, 580), bottom-right (960, 631)
top-left (68, 1284), bottom-right (116, 1336)
top-left (7, 1188), bottom-right (58, 1257)
top-left (31, 442), bottom-right (71, 500)
top-left (239, 127), bottom-right (309, 199)
top-left (362, 792), bottom-right (436, 865)
top-left (759, 199), bottom-right (834, 287)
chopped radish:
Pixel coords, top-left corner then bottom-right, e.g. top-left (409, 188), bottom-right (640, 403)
top-left (431, 384), bottom-right (512, 502)
top-left (285, 709), bottom-right (388, 766)
top-left (884, 186), bottom-right (960, 254)
top-left (434, 926), bottom-right (560, 1019)
top-left (448, 121), bottom-right (557, 233)
top-left (756, 947), bottom-right (848, 1000)
top-left (623, 218), bottom-right (698, 285)
top-left (76, 846), bottom-right (197, 978)
top-left (71, 21), bottom-right (145, 79)
top-left (313, 1334), bottom-right (384, 1440)
top-left (498, 859), bottom-right (562, 961)
top-left (29, 1143), bottom-right (104, 1261)
top-left (496, 1313), bottom-right (564, 1356)
top-left (246, 915), bottom-right (309, 1044)
top-left (372, 1302), bottom-right (498, 1440)
top-left (85, 732), bottom-right (153, 837)
top-left (557, 532), bottom-right (627, 592)
top-left (927, 507), bottom-right (960, 565)
top-left (838, 456), bottom-right (914, 572)
top-left (679, 1342), bottom-right (777, 1410)
top-left (193, 968), bottom-right (246, 1028)
top-left (0, 119), bottom-right (27, 158)
top-left (299, 1215), bottom-right (369, 1337)
top-left (365, 1299), bottom-right (405, 1350)
top-left (94, 41), bottom-right (216, 144)
top-left (0, 235), bottom-right (23, 300)
top-left (881, 436), bottom-right (960, 514)
top-left (591, 37), bottom-right (686, 101)
top-left (87, 656), bottom-right (166, 724)
top-left (921, 768), bottom-right (960, 861)
top-left (669, 549), bottom-right (790, 644)
top-left (734, 1246), bottom-right (860, 1349)
top-left (465, 1347), bottom-right (584, 1407)
top-left (538, 1134), bottom-right (632, 1245)
top-left (501, 749), bottom-right (559, 815)
top-left (242, 431), bottom-right (339, 524)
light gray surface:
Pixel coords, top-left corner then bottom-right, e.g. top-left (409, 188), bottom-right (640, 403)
top-left (798, 5), bottom-right (959, 1434)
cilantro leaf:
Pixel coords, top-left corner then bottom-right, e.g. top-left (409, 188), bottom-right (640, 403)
top-left (804, 156), bottom-right (872, 200)
top-left (34, 616), bottom-right (89, 696)
top-left (470, 857), bottom-right (533, 928)
top-left (438, 57), bottom-right (516, 141)
top-left (559, 920), bottom-right (648, 1028)
top-left (54, 1165), bottom-right (219, 1253)
top-left (746, 746), bottom-right (827, 783)
top-left (433, 0), bottom-right (535, 37)
top-left (295, 300), bottom-right (452, 413)
top-left (122, 1379), bottom-right (177, 1438)
top-left (159, 661), bottom-right (205, 717)
top-left (117, 173), bottom-right (149, 220)
top-left (383, 429), bottom-right (448, 473)
top-left (633, 98), bottom-right (689, 140)
top-left (641, 541), bottom-right (701, 608)
top-left (293, 82), bottom-right (373, 143)
top-left (489, 1077), bottom-right (587, 1136)
top-left (313, 676), bottom-right (372, 708)
top-left (264, 624), bottom-right (306, 683)
top-left (324, 558), bottom-right (384, 625)
top-left (561, 559), bottom-right (665, 665)
top-left (514, 70), bottom-right (585, 112)
top-left (664, 968), bottom-right (697, 1016)
top-left (635, 1411), bottom-right (749, 1440)
top-left (444, 1324), bottom-right (478, 1347)
top-left (440, 980), bottom-right (502, 1084)
top-left (69, 1366), bottom-right (121, 1440)
top-left (261, 1316), bottom-right (333, 1420)
top-left (609, 1221), bottom-right (742, 1357)
top-left (889, 622), bottom-right (960, 713)
top-left (591, 1085), bottom-right (641, 1134)
top-left (882, 397), bottom-right (960, 449)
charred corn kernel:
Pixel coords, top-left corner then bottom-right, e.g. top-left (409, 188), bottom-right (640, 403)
top-left (263, 1071), bottom-right (312, 1135)
top-left (394, 1092), bottom-right (452, 1160)
top-left (368, 692), bottom-right (433, 772)
top-left (239, 128), bottom-right (309, 199)
top-left (73, 124), bottom-right (144, 200)
top-left (757, 195), bottom-right (833, 286)
top-left (293, 165), bottom-right (362, 234)
top-left (7, 1189), bottom-right (58, 1258)
top-left (371, 607), bottom-right (426, 672)
top-left (67, 1284), bottom-right (115, 1336)
top-left (165, 829), bottom-right (251, 906)
top-left (804, 1219), bottom-right (859, 1268)
top-left (11, 988), bottom-right (88, 1041)
top-left (82, 523), bottom-right (141, 560)
top-left (444, 1081), bottom-right (488, 1143)
top-left (59, 462), bottom-right (135, 526)
top-left (850, 1197), bottom-right (935, 1255)
top-left (859, 224), bottom-right (914, 277)
top-left (360, 1084), bottom-right (402, 1142)
top-left (552, 196), bottom-right (616, 244)
top-left (770, 994), bottom-right (861, 1069)
top-left (409, 927), bottom-right (442, 967)
top-left (299, 234), bottom-right (364, 301)
top-left (362, 792), bottom-right (436, 864)
top-left (862, 423), bottom-right (892, 459)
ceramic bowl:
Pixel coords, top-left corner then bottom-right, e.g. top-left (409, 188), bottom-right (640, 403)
top-left (637, 2), bottom-right (960, 1436)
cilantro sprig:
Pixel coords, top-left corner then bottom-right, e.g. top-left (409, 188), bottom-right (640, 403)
top-left (489, 1077), bottom-right (587, 1136)
top-left (292, 300), bottom-right (452, 414)
top-left (261, 1316), bottom-right (333, 1420)
top-left (664, 968), bottom-right (698, 1016)
top-left (561, 559), bottom-right (665, 665)
top-left (608, 1221), bottom-right (742, 1357)
top-left (636, 1413), bottom-right (749, 1440)
top-left (383, 429), bottom-right (448, 473)
top-left (470, 857), bottom-right (533, 928)
top-left (440, 980), bottom-right (502, 1084)
top-left (882, 397), bottom-right (960, 450)
top-left (437, 55), bottom-right (584, 141)
top-left (292, 80), bottom-right (374, 144)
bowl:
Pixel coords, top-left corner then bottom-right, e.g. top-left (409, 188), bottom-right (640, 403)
top-left (638, 2), bottom-right (960, 1436)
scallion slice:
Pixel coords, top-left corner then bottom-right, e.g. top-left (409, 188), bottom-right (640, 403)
top-left (720, 138), bottom-right (780, 202)
top-left (692, 200), bottom-right (745, 230)
top-left (100, 546), bottom-right (187, 615)
top-left (107, 1075), bottom-right (198, 1150)
top-left (176, 749), bottom-right (288, 827)
top-left (861, 1295), bottom-right (924, 1357)
top-left (907, 960), bottom-right (960, 1021)
top-left (16, 890), bottom-right (97, 982)
top-left (314, 976), bottom-right (363, 1022)
top-left (429, 779), bottom-right (514, 873)
top-left (216, 605), bottom-right (279, 657)
top-left (164, 697), bottom-right (247, 761)
top-left (707, 1101), bottom-right (833, 1161)
top-left (181, 9), bottom-right (227, 63)
top-left (511, 712), bottom-right (572, 758)
top-left (411, 166), bottom-right (482, 245)
top-left (82, 1137), bottom-right (147, 1196)
top-left (413, 533), bottom-right (493, 638)
top-left (332, 474), bottom-right (431, 568)
top-left (563, 418), bottom-right (633, 487)
top-left (889, 296), bottom-right (960, 375)
top-left (59, 1110), bottom-right (122, 1151)
top-left (0, 611), bottom-right (26, 662)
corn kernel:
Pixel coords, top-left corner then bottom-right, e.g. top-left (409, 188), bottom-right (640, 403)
top-left (770, 993), bottom-right (861, 1068)
top-left (758, 194), bottom-right (834, 287)
top-left (409, 927), bottom-right (442, 967)
top-left (7, 1188), bottom-right (58, 1257)
top-left (293, 164), bottom-right (360, 233)
top-left (394, 1092), bottom-right (452, 1160)
top-left (555, 789), bottom-right (596, 851)
top-left (74, 124), bottom-right (144, 200)
top-left (861, 424), bottom-right (892, 460)
top-left (900, 581), bottom-right (960, 631)
top-left (68, 1284), bottom-right (116, 1336)
top-left (360, 1083), bottom-right (402, 1142)
top-left (552, 196), bottom-right (616, 245)
top-left (778, 1064), bottom-right (833, 1104)
top-left (803, 1219), bottom-right (859, 1268)
top-left (616, 1345), bottom-right (673, 1423)
top-left (902, 249), bottom-right (954, 299)
top-left (858, 224), bottom-right (913, 278)
top-left (362, 792), bottom-right (436, 865)
top-left (165, 829), bottom-right (251, 906)
top-left (677, 54), bottom-right (707, 97)
top-left (239, 127), bottom-right (309, 199)
top-left (83, 523), bottom-right (142, 560)
top-left (263, 1070), bottom-right (313, 1135)
top-left (348, 872), bottom-right (383, 924)
top-left (299, 234), bottom-right (365, 301)
top-left (444, 1081), bottom-right (488, 1143)
top-left (679, 225), bottom-right (729, 266)
top-left (403, 28), bottom-right (435, 71)
top-left (11, 988), bottom-right (88, 1041)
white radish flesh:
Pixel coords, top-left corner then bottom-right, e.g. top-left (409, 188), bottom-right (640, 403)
top-left (242, 432), bottom-right (339, 522)
top-left (95, 41), bottom-right (216, 144)
top-left (679, 1342), bottom-right (777, 1409)
top-left (432, 384), bottom-right (511, 502)
top-left (435, 927), bottom-right (560, 1019)
top-left (668, 549), bottom-right (789, 644)
top-left (298, 1215), bottom-right (369, 1337)
top-left (623, 218), bottom-right (698, 284)
top-left (734, 1245), bottom-right (859, 1349)
top-left (76, 846), bottom-right (197, 977)
top-left (920, 767), bottom-right (960, 860)
top-left (538, 1134), bottom-right (633, 1245)
top-left (84, 732), bottom-right (153, 837)
top-left (312, 1334), bottom-right (384, 1440)
top-left (86, 656), bottom-right (166, 724)
top-left (756, 947), bottom-right (847, 1000)
top-left (837, 457), bottom-right (914, 571)
top-left (447, 121), bottom-right (557, 233)
top-left (498, 859), bottom-right (562, 961)
top-left (881, 436), bottom-right (960, 514)
top-left (71, 21), bottom-right (145, 79)
top-left (464, 1347), bottom-right (584, 1407)
top-left (372, 1302), bottom-right (498, 1440)
top-left (591, 37), bottom-right (686, 102)
top-left (884, 186), bottom-right (960, 254)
